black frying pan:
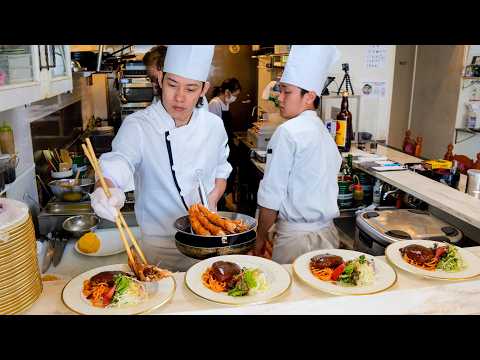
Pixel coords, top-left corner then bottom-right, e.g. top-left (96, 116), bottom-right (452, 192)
top-left (174, 211), bottom-right (257, 259)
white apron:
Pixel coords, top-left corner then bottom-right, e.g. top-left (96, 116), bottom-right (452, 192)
top-left (139, 235), bottom-right (199, 272)
top-left (269, 220), bottom-right (340, 265)
top-left (100, 102), bottom-right (231, 272)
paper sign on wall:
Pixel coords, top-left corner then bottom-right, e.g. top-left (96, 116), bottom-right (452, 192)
top-left (366, 45), bottom-right (387, 69)
top-left (361, 81), bottom-right (386, 98)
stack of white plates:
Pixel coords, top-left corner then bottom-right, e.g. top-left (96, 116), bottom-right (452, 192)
top-left (0, 198), bottom-right (42, 314)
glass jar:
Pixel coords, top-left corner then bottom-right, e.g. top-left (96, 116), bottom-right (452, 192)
top-left (0, 154), bottom-right (18, 184)
top-left (337, 176), bottom-right (353, 209)
top-left (71, 154), bottom-right (88, 177)
top-left (0, 163), bottom-right (6, 192)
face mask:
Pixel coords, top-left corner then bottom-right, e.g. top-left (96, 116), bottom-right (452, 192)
top-left (226, 95), bottom-right (237, 104)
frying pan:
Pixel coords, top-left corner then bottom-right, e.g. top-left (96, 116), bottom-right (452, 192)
top-left (174, 211), bottom-right (257, 260)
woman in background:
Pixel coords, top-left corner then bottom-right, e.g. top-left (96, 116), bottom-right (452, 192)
top-left (208, 78), bottom-right (242, 136)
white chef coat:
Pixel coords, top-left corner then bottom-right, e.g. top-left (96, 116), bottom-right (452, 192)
top-left (99, 100), bottom-right (232, 270)
top-left (208, 97), bottom-right (229, 118)
top-left (257, 110), bottom-right (342, 263)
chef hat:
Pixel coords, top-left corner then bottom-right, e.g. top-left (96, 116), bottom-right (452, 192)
top-left (261, 80), bottom-right (278, 100)
top-left (280, 45), bottom-right (340, 96)
top-left (163, 45), bottom-right (215, 82)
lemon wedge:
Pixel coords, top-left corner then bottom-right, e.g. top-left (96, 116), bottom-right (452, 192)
top-left (77, 232), bottom-right (100, 253)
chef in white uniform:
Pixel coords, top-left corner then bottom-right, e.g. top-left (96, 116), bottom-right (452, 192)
top-left (90, 45), bottom-right (232, 271)
top-left (144, 45), bottom-right (210, 108)
top-left (254, 45), bottom-right (342, 264)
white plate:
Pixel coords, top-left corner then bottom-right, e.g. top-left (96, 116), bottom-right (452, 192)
top-left (385, 240), bottom-right (480, 280)
top-left (74, 227), bottom-right (141, 257)
top-left (62, 264), bottom-right (175, 315)
top-left (185, 255), bottom-right (291, 305)
top-left (293, 249), bottom-right (397, 295)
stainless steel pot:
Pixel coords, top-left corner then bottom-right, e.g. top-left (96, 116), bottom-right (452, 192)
top-left (62, 214), bottom-right (99, 238)
top-left (467, 169), bottom-right (480, 199)
top-left (48, 178), bottom-right (94, 202)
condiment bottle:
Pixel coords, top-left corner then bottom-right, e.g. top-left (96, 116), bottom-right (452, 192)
top-left (352, 175), bottom-right (364, 206)
top-left (0, 122), bottom-right (15, 154)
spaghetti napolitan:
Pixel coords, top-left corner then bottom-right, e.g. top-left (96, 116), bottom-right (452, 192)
top-left (202, 267), bottom-right (228, 292)
top-left (82, 280), bottom-right (110, 307)
top-left (402, 253), bottom-right (438, 271)
top-left (309, 264), bottom-right (334, 281)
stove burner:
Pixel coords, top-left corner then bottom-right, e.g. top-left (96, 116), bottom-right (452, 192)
top-left (363, 211), bottom-right (379, 219)
top-left (425, 236), bottom-right (450, 242)
top-left (441, 226), bottom-right (459, 237)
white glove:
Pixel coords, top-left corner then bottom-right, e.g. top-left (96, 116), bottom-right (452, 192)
top-left (89, 187), bottom-right (126, 222)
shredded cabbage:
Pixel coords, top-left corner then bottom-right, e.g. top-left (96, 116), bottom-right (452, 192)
top-left (356, 262), bottom-right (375, 286)
top-left (436, 245), bottom-right (465, 272)
top-left (248, 269), bottom-right (268, 295)
top-left (339, 256), bottom-right (375, 287)
top-left (227, 268), bottom-right (269, 297)
top-left (109, 275), bottom-right (147, 307)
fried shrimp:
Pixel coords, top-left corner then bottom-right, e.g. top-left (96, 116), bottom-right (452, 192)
top-left (188, 205), bottom-right (211, 236)
top-left (193, 204), bottom-right (226, 236)
top-left (197, 204), bottom-right (238, 234)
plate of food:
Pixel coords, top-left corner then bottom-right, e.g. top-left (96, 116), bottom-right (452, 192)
top-left (385, 240), bottom-right (480, 280)
top-left (293, 249), bottom-right (397, 295)
top-left (74, 227), bottom-right (141, 257)
top-left (184, 255), bottom-right (291, 305)
top-left (62, 252), bottom-right (175, 315)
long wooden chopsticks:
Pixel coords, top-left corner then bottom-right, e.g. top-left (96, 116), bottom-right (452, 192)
top-left (81, 138), bottom-right (147, 266)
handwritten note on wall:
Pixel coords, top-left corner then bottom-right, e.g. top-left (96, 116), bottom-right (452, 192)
top-left (366, 45), bottom-right (387, 69)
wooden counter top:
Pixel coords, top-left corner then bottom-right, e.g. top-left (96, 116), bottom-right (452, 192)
top-left (349, 145), bottom-right (480, 229)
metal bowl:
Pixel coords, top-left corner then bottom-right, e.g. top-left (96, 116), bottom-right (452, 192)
top-left (174, 211), bottom-right (257, 259)
top-left (48, 178), bottom-right (95, 202)
top-left (62, 215), bottom-right (99, 238)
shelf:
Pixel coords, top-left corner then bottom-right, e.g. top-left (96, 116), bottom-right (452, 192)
top-left (25, 94), bottom-right (82, 123)
top-left (462, 77), bottom-right (480, 80)
top-left (455, 128), bottom-right (480, 134)
top-left (454, 128), bottom-right (480, 144)
top-left (321, 94), bottom-right (361, 98)
top-left (0, 164), bottom-right (35, 197)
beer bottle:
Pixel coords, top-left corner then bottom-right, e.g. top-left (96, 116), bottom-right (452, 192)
top-left (347, 154), bottom-right (353, 176)
top-left (335, 93), bottom-right (353, 152)
top-left (341, 154), bottom-right (353, 179)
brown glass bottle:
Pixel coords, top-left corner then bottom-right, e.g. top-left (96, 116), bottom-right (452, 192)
top-left (335, 94), bottom-right (353, 152)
